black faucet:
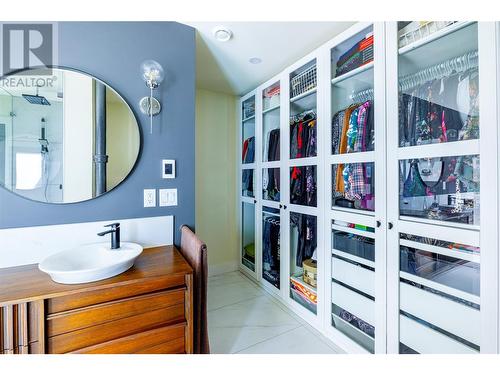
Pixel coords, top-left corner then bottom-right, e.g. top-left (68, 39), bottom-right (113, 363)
top-left (97, 223), bottom-right (121, 249)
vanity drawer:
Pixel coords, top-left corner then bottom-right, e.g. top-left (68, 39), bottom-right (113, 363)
top-left (47, 274), bottom-right (186, 314)
top-left (48, 303), bottom-right (185, 353)
top-left (70, 323), bottom-right (186, 354)
top-left (47, 288), bottom-right (185, 337)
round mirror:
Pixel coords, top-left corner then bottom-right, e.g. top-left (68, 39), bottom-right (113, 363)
top-left (0, 67), bottom-right (140, 204)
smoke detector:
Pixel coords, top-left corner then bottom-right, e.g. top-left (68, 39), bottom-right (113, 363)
top-left (249, 57), bottom-right (262, 64)
top-left (213, 26), bottom-right (232, 42)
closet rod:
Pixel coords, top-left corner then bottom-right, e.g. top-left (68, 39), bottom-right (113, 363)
top-left (290, 109), bottom-right (316, 123)
top-left (263, 211), bottom-right (280, 219)
top-left (399, 50), bottom-right (478, 92)
top-left (349, 88), bottom-right (374, 102)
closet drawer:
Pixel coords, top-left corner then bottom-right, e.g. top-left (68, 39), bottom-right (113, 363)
top-left (400, 282), bottom-right (480, 345)
top-left (332, 257), bottom-right (375, 297)
top-left (47, 274), bottom-right (186, 314)
top-left (331, 281), bottom-right (375, 326)
top-left (47, 288), bottom-right (185, 337)
top-left (70, 323), bottom-right (186, 354)
top-left (400, 314), bottom-right (478, 354)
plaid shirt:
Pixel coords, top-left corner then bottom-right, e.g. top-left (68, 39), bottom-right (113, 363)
top-left (345, 163), bottom-right (365, 200)
top-left (354, 101), bottom-right (371, 152)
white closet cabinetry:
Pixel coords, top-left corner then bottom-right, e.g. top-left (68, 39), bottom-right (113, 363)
top-left (237, 21), bottom-right (500, 354)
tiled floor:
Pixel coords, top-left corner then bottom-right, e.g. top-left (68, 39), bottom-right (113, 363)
top-left (207, 271), bottom-right (341, 354)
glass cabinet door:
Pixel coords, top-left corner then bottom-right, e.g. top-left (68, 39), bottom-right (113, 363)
top-left (240, 93), bottom-right (257, 276)
top-left (327, 23), bottom-right (381, 353)
top-left (391, 21), bottom-right (481, 354)
top-left (262, 81), bottom-right (280, 162)
top-left (262, 206), bottom-right (281, 289)
top-left (289, 212), bottom-right (318, 314)
top-left (241, 201), bottom-right (256, 273)
top-left (242, 96), bottom-right (255, 165)
top-left (287, 59), bottom-right (320, 318)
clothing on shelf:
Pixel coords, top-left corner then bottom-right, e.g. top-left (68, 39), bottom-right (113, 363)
top-left (399, 68), bottom-right (479, 147)
top-left (290, 166), bottom-right (317, 207)
top-left (265, 128), bottom-right (280, 162)
top-left (290, 110), bottom-right (317, 159)
top-left (242, 169), bottom-right (254, 197)
top-left (290, 212), bottom-right (317, 268)
top-left (242, 136), bottom-right (255, 163)
top-left (335, 33), bottom-right (374, 77)
top-left (262, 215), bottom-right (280, 288)
top-left (243, 100), bottom-right (255, 119)
top-left (336, 306), bottom-right (375, 338)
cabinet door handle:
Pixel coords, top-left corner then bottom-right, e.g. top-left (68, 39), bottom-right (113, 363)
top-left (388, 222), bottom-right (394, 230)
top-left (376, 220), bottom-right (381, 228)
top-left (279, 204), bottom-right (283, 209)
top-left (253, 199), bottom-right (257, 204)
top-left (283, 205), bottom-right (287, 210)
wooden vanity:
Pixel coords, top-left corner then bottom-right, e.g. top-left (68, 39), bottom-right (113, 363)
top-left (0, 246), bottom-right (193, 354)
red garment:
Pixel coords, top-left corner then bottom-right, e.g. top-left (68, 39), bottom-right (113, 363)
top-left (242, 139), bottom-right (249, 161)
top-left (297, 121), bottom-right (303, 158)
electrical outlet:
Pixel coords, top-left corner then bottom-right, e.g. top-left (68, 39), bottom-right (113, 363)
top-left (143, 189), bottom-right (156, 207)
top-left (159, 188), bottom-right (177, 207)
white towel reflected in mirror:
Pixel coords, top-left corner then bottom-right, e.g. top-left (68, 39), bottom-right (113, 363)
top-left (15, 152), bottom-right (42, 190)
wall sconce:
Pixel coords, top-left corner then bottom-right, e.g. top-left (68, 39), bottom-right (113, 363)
top-left (139, 59), bottom-right (165, 134)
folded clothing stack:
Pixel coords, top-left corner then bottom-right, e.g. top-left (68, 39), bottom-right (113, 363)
top-left (335, 32), bottom-right (374, 77)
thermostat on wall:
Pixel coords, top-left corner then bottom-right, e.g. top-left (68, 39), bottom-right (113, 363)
top-left (162, 160), bottom-right (176, 179)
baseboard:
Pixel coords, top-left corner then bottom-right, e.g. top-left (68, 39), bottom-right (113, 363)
top-left (208, 260), bottom-right (239, 276)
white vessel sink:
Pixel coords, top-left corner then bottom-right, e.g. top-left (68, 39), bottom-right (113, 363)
top-left (39, 242), bottom-right (143, 284)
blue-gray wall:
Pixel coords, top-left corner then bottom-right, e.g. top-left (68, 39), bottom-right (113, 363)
top-left (0, 22), bottom-right (196, 245)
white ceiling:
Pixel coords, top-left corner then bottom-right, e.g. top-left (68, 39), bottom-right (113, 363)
top-left (185, 22), bottom-right (354, 95)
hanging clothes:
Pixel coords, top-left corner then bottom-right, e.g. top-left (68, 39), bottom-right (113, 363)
top-left (262, 215), bottom-right (280, 288)
top-left (335, 106), bottom-right (353, 193)
top-left (264, 167), bottom-right (280, 201)
top-left (290, 166), bottom-right (317, 207)
top-left (267, 129), bottom-right (280, 161)
top-left (398, 68), bottom-right (479, 147)
top-left (242, 169), bottom-right (254, 197)
top-left (290, 213), bottom-right (317, 268)
top-left (242, 136), bottom-right (255, 163)
top-left (290, 111), bottom-right (317, 159)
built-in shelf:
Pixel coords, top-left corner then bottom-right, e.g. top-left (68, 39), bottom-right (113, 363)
top-left (399, 215), bottom-right (480, 233)
top-left (398, 22), bottom-right (478, 77)
top-left (290, 87), bottom-right (317, 103)
top-left (331, 61), bottom-right (374, 86)
top-left (242, 115), bottom-right (255, 122)
top-left (290, 274), bottom-right (317, 293)
top-left (329, 151), bottom-right (375, 165)
top-left (332, 249), bottom-right (375, 269)
top-left (397, 139), bottom-right (479, 160)
top-left (400, 271), bottom-right (480, 305)
top-left (263, 105), bottom-right (280, 115)
top-left (331, 223), bottom-right (375, 239)
top-left (399, 239), bottom-right (480, 264)
top-left (399, 21), bottom-right (475, 56)
top-left (332, 206), bottom-right (375, 217)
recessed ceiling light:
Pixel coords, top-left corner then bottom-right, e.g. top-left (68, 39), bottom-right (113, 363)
top-left (249, 57), bottom-right (262, 64)
top-left (213, 26), bottom-right (232, 42)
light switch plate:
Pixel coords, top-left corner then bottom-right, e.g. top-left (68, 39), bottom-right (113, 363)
top-left (159, 188), bottom-right (177, 207)
top-left (143, 189), bottom-right (156, 207)
top-left (162, 160), bottom-right (176, 179)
